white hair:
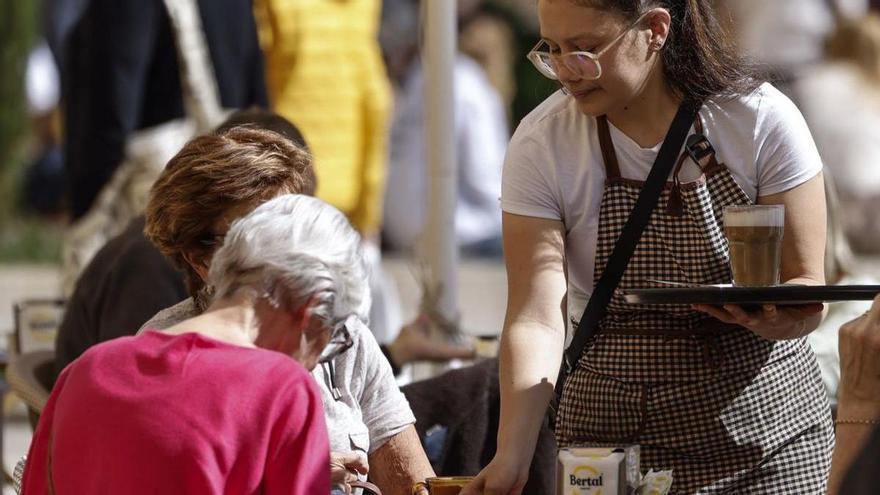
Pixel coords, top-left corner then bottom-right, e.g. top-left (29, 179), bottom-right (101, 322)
top-left (208, 194), bottom-right (370, 323)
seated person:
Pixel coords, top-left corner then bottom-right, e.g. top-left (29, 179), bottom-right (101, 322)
top-left (806, 171), bottom-right (879, 409)
top-left (828, 294), bottom-right (880, 494)
top-left (22, 194), bottom-right (356, 494)
top-left (53, 109), bottom-right (310, 382)
top-left (139, 127), bottom-right (434, 493)
top-left (53, 102), bottom-right (464, 382)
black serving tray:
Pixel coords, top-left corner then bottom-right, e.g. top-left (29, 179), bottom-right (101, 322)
top-left (621, 285), bottom-right (880, 306)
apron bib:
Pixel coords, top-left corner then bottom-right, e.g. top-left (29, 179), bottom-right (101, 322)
top-left (556, 114), bottom-right (833, 494)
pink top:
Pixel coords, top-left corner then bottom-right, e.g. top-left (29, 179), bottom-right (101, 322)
top-left (22, 331), bottom-right (329, 494)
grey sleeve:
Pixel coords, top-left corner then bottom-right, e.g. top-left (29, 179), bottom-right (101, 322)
top-left (351, 322), bottom-right (416, 452)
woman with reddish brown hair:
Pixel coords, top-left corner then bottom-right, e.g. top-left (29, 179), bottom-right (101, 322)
top-left (463, 1), bottom-right (830, 493)
top-left (144, 126), bottom-right (316, 304)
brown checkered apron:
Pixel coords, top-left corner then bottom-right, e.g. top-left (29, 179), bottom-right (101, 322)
top-left (556, 114), bottom-right (834, 494)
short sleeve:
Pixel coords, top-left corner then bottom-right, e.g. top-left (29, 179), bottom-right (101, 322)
top-left (352, 323), bottom-right (416, 452)
top-left (264, 372), bottom-right (330, 495)
top-left (500, 125), bottom-right (562, 220)
top-left (21, 367), bottom-right (71, 494)
top-left (754, 87), bottom-right (824, 197)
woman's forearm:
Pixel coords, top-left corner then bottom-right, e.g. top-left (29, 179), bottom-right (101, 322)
top-left (369, 425), bottom-right (435, 495)
top-left (784, 276), bottom-right (826, 334)
top-left (496, 318), bottom-right (565, 462)
top-left (494, 213), bottom-right (569, 465)
top-left (827, 400), bottom-right (880, 495)
top-left (828, 424), bottom-right (874, 495)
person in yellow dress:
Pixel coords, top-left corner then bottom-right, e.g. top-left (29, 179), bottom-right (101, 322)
top-left (254, 0), bottom-right (391, 238)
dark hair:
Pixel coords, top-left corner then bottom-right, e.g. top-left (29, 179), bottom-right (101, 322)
top-left (214, 108), bottom-right (310, 152)
top-left (575, 0), bottom-right (760, 100)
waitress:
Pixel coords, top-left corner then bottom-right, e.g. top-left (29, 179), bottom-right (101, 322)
top-left (462, 0), bottom-right (830, 494)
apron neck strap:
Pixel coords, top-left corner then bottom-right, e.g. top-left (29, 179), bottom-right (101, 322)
top-left (596, 110), bottom-right (707, 179)
top-left (596, 115), bottom-right (622, 178)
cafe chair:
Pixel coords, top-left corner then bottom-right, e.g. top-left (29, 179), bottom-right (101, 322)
top-left (12, 455), bottom-right (25, 494)
top-left (401, 358), bottom-right (556, 495)
top-left (7, 299), bottom-right (64, 427)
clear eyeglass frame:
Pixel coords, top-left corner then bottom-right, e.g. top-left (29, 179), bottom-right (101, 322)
top-left (527, 11), bottom-right (650, 81)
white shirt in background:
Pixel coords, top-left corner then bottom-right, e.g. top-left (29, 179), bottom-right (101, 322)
top-left (727, 0), bottom-right (867, 71)
top-left (26, 41), bottom-right (60, 116)
top-left (383, 55), bottom-right (508, 251)
top-left (795, 64), bottom-right (880, 197)
top-left (795, 64), bottom-right (880, 251)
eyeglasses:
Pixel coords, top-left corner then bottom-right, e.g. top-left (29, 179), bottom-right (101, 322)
top-left (317, 316), bottom-right (355, 364)
top-left (527, 12), bottom-right (648, 81)
top-left (196, 233), bottom-right (226, 248)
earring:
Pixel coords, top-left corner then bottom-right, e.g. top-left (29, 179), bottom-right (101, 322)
top-left (650, 40), bottom-right (665, 52)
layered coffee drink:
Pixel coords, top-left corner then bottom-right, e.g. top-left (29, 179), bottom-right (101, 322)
top-left (723, 205), bottom-right (785, 287)
top-left (414, 477), bottom-right (475, 495)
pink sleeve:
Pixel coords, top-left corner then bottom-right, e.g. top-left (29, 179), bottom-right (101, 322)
top-left (264, 374), bottom-right (330, 495)
top-left (21, 367), bottom-right (70, 494)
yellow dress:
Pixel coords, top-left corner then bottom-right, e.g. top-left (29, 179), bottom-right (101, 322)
top-left (254, 0), bottom-right (391, 234)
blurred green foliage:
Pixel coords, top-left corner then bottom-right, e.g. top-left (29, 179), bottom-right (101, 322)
top-left (0, 0), bottom-right (63, 263)
top-left (0, 0), bottom-right (37, 180)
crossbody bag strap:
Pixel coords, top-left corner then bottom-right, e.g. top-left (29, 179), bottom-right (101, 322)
top-left (552, 97), bottom-right (704, 407)
top-left (161, 0), bottom-right (225, 132)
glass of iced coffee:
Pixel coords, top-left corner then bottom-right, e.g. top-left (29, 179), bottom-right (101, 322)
top-left (412, 477), bottom-right (475, 495)
top-left (723, 205), bottom-right (785, 287)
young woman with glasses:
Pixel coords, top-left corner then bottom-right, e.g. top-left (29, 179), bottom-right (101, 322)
top-left (462, 1), bottom-right (830, 494)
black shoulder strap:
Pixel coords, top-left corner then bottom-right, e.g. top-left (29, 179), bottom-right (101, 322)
top-left (553, 98), bottom-right (703, 404)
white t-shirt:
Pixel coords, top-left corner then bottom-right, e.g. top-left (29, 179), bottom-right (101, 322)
top-left (501, 83), bottom-right (823, 323)
top-left (383, 55), bottom-right (508, 249)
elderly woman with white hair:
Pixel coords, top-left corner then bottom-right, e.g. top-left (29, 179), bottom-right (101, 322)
top-left (21, 194), bottom-right (366, 495)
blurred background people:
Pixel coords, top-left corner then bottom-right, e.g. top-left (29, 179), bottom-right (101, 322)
top-left (53, 0), bottom-right (271, 298)
top-left (55, 0), bottom-right (268, 221)
top-left (253, 0), bottom-right (401, 343)
top-left (795, 13), bottom-right (880, 254)
top-left (52, 109), bottom-right (310, 380)
top-left (725, 0), bottom-right (868, 97)
top-left (458, 3), bottom-right (518, 116)
top-left (380, 0), bottom-right (508, 258)
top-left (20, 41), bottom-right (64, 218)
top-left (254, 0), bottom-right (390, 239)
